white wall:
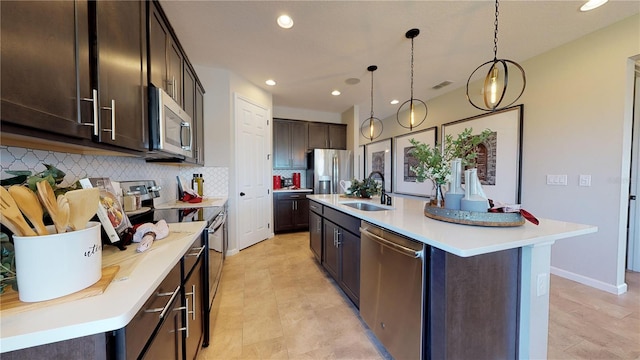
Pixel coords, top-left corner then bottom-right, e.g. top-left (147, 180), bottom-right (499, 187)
top-left (367, 14), bottom-right (640, 293)
top-left (194, 65), bottom-right (273, 254)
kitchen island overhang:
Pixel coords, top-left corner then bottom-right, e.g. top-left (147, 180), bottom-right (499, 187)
top-left (307, 194), bottom-right (597, 359)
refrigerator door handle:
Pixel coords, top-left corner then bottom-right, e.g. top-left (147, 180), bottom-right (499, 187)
top-left (332, 154), bottom-right (339, 194)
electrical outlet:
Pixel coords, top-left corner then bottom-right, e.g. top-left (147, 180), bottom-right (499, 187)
top-left (579, 174), bottom-right (591, 187)
top-left (537, 273), bottom-right (548, 297)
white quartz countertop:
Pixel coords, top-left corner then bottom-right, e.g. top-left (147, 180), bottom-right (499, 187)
top-left (308, 194), bottom-right (597, 257)
top-left (155, 196), bottom-right (228, 209)
top-left (0, 222), bottom-right (206, 353)
top-left (273, 188), bottom-right (313, 193)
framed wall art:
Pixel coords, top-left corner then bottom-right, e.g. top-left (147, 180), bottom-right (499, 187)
top-left (393, 127), bottom-right (438, 197)
top-left (365, 138), bottom-right (392, 193)
top-left (441, 105), bottom-right (523, 204)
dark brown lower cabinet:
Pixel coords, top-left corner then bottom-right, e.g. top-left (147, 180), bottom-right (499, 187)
top-left (274, 192), bottom-right (310, 233)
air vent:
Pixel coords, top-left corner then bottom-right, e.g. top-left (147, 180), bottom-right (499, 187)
top-left (432, 81), bottom-right (453, 90)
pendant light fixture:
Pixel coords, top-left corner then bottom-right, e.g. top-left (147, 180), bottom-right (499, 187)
top-left (397, 28), bottom-right (427, 131)
top-left (360, 65), bottom-right (383, 141)
top-left (466, 0), bottom-right (526, 112)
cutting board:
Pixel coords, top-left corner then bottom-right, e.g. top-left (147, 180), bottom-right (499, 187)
top-left (0, 265), bottom-right (119, 315)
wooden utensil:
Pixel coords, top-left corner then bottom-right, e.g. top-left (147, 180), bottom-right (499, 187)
top-left (64, 188), bottom-right (100, 231)
top-left (8, 185), bottom-right (48, 235)
top-left (36, 180), bottom-right (62, 233)
top-left (0, 186), bottom-right (37, 236)
top-left (56, 194), bottom-right (70, 233)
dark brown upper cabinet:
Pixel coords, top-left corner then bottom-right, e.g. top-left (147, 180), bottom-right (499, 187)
top-left (149, 1), bottom-right (183, 106)
top-left (1, 1), bottom-right (92, 140)
top-left (1, 0), bottom-right (147, 153)
top-left (183, 64), bottom-right (205, 165)
top-left (92, 0), bottom-right (147, 151)
top-left (308, 123), bottom-right (347, 150)
top-left (274, 119), bottom-right (308, 170)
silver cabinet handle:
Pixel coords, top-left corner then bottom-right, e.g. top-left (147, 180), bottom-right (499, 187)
top-left (180, 121), bottom-right (192, 151)
top-left (101, 99), bottom-right (116, 140)
top-left (336, 229), bottom-right (341, 247)
top-left (316, 218), bottom-right (321, 233)
top-left (185, 284), bottom-right (196, 321)
top-left (145, 285), bottom-right (181, 319)
top-left (172, 76), bottom-right (176, 100)
top-left (80, 89), bottom-right (99, 135)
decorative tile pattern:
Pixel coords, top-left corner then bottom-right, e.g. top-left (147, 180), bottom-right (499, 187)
top-left (1, 146), bottom-right (228, 204)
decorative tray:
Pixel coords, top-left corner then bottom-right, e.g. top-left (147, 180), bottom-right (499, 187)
top-left (424, 204), bottom-right (525, 227)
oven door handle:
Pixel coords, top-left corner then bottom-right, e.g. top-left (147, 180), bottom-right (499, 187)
top-left (207, 213), bottom-right (226, 233)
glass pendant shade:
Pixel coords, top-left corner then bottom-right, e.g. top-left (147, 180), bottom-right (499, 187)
top-left (397, 28), bottom-right (427, 131)
top-left (466, 0), bottom-right (526, 112)
top-left (360, 65), bottom-right (383, 141)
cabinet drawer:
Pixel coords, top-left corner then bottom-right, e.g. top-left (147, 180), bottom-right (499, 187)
top-left (309, 200), bottom-right (323, 214)
top-left (183, 232), bottom-right (205, 279)
top-left (323, 207), bottom-right (360, 235)
top-left (275, 192), bottom-right (309, 200)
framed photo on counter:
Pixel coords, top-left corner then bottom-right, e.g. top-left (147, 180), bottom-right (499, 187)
top-left (365, 138), bottom-right (392, 193)
top-left (393, 127), bottom-right (437, 197)
top-left (442, 105), bottom-right (523, 204)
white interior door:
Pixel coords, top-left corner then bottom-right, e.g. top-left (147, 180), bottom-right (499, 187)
top-left (235, 95), bottom-right (271, 250)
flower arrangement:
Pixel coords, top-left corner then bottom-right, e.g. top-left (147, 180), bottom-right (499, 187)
top-left (409, 128), bottom-right (492, 186)
top-left (346, 178), bottom-right (381, 198)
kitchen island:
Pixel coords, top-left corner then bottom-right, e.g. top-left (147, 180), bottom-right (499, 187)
top-left (308, 194), bottom-right (597, 359)
top-left (0, 221), bottom-right (206, 357)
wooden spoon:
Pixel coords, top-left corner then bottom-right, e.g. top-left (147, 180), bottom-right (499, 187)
top-left (0, 186), bottom-right (37, 236)
top-left (36, 180), bottom-right (62, 233)
top-left (64, 188), bottom-right (100, 231)
top-left (56, 194), bottom-right (70, 233)
top-left (8, 185), bottom-right (48, 235)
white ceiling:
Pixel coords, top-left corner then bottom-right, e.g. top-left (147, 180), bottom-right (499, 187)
top-left (160, 0), bottom-right (639, 120)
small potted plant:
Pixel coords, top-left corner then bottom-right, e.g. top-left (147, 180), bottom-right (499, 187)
top-left (347, 178), bottom-right (381, 199)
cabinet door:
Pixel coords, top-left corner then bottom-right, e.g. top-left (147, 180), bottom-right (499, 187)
top-left (184, 259), bottom-right (204, 360)
top-left (309, 211), bottom-right (322, 262)
top-left (141, 294), bottom-right (183, 360)
top-left (328, 124), bottom-right (347, 150)
top-left (339, 229), bottom-right (360, 305)
top-left (274, 197), bottom-right (294, 233)
top-left (290, 121), bottom-right (308, 168)
top-left (294, 198), bottom-right (310, 228)
top-left (273, 120), bottom-right (292, 169)
top-left (308, 123), bottom-right (328, 149)
top-left (0, 0), bottom-right (92, 139)
top-left (167, 41), bottom-right (184, 105)
top-left (322, 221), bottom-right (340, 280)
top-left (183, 65), bottom-right (197, 164)
top-left (195, 85), bottom-right (205, 165)
top-left (94, 0), bottom-right (146, 151)
top-left (148, 3), bottom-right (168, 90)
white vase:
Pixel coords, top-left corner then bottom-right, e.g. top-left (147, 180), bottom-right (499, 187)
top-left (445, 158), bottom-right (464, 210)
top-left (460, 168), bottom-right (489, 212)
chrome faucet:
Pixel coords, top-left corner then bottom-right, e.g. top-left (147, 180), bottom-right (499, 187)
top-left (368, 171), bottom-right (391, 205)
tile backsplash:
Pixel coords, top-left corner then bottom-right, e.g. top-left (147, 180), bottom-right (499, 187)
top-left (1, 146), bottom-right (228, 204)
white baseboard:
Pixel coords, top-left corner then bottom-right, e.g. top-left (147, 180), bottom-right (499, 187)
top-left (550, 266), bottom-right (628, 295)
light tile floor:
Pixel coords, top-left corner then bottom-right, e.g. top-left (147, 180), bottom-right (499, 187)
top-left (198, 232), bottom-right (640, 360)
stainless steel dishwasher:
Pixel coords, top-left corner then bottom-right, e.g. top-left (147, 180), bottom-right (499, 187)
top-left (359, 221), bottom-right (426, 360)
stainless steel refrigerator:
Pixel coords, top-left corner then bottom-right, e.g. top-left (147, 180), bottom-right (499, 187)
top-left (307, 149), bottom-right (353, 194)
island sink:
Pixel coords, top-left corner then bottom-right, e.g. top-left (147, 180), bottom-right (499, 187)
top-left (339, 201), bottom-right (393, 211)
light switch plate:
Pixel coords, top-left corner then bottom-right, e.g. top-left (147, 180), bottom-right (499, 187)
top-left (546, 174), bottom-right (568, 186)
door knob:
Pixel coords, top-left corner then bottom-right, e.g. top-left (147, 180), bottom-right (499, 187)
top-left (240, 192), bottom-right (245, 196)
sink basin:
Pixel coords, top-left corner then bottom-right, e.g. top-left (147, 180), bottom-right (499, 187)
top-left (339, 201), bottom-right (393, 211)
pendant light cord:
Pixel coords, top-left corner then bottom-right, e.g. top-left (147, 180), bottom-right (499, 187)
top-left (493, 0), bottom-right (499, 61)
top-left (370, 69), bottom-right (374, 119)
top-left (410, 37), bottom-right (415, 101)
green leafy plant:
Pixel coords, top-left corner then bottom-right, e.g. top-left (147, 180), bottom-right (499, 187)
top-left (1, 164), bottom-right (81, 196)
top-left (0, 232), bottom-right (17, 294)
top-left (409, 127), bottom-right (493, 185)
top-left (347, 178), bottom-right (381, 198)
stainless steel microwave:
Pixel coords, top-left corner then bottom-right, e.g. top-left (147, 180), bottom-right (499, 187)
top-left (149, 86), bottom-right (193, 158)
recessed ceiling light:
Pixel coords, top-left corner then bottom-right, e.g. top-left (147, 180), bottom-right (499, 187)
top-left (580, 0), bottom-right (608, 11)
top-left (331, 90), bottom-right (341, 96)
top-left (390, 99), bottom-right (399, 105)
top-left (265, 79), bottom-right (276, 86)
top-left (277, 14), bottom-right (294, 29)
